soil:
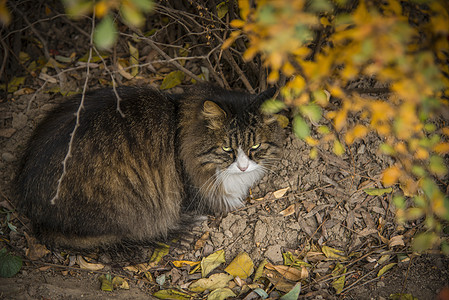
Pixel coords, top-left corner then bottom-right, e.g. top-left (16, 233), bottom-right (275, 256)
top-left (1, 2), bottom-right (449, 300)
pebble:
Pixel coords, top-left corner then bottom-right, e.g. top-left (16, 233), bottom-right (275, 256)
top-left (264, 244), bottom-right (283, 263)
top-left (12, 112), bottom-right (28, 130)
top-left (2, 152), bottom-right (16, 162)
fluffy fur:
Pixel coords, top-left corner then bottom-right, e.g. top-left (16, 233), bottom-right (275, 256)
top-left (15, 84), bottom-right (284, 249)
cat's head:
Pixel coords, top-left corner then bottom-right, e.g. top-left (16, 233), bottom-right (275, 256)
top-left (180, 85), bottom-right (284, 212)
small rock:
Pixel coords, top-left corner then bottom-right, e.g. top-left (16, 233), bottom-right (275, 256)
top-left (265, 244), bottom-right (283, 263)
top-left (0, 128), bottom-right (16, 138)
top-left (2, 152), bottom-right (16, 162)
top-left (12, 112), bottom-right (28, 130)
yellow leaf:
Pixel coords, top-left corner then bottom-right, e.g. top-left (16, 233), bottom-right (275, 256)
top-left (382, 166), bottom-right (401, 186)
top-left (189, 273), bottom-right (233, 292)
top-left (201, 249), bottom-right (226, 277)
top-left (305, 136), bottom-right (319, 146)
top-left (414, 147), bottom-right (429, 160)
top-left (254, 259), bottom-right (268, 281)
top-left (334, 109), bottom-right (347, 131)
top-left (322, 246), bottom-right (347, 261)
top-left (320, 16), bottom-right (331, 27)
top-left (377, 263), bottom-right (397, 277)
top-left (237, 0), bottom-right (250, 20)
top-left (149, 243), bottom-right (170, 267)
top-left (331, 263), bottom-right (346, 294)
top-left (333, 140), bottom-right (345, 156)
top-left (112, 276), bottom-right (129, 290)
top-left (172, 260), bottom-right (201, 268)
top-left (207, 288), bottom-right (236, 300)
top-left (95, 0), bottom-right (110, 18)
top-left (128, 42), bottom-right (139, 77)
top-left (434, 142), bottom-right (449, 154)
top-left (224, 252), bottom-right (254, 279)
top-left (222, 31), bottom-right (241, 49)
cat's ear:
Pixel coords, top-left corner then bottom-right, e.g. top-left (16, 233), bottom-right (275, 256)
top-left (251, 86), bottom-right (277, 109)
top-left (202, 100), bottom-right (227, 129)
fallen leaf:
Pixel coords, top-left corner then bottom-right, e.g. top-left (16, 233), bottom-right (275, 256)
top-left (377, 263), bottom-right (397, 277)
top-left (128, 42), bottom-right (139, 77)
top-left (390, 293), bottom-right (418, 300)
top-left (201, 249), bottom-right (225, 277)
top-left (262, 269), bottom-right (295, 292)
top-left (280, 204), bottom-right (296, 216)
top-left (363, 187), bottom-right (393, 196)
top-left (331, 263), bottom-right (346, 294)
top-left (207, 287), bottom-right (236, 300)
top-left (389, 235), bottom-right (405, 248)
top-left (24, 232), bottom-right (50, 260)
top-left (321, 246), bottom-right (347, 261)
top-left (98, 274), bottom-right (113, 291)
top-left (265, 263), bottom-right (305, 281)
top-left (172, 260), bottom-right (200, 268)
top-left (149, 243), bottom-right (170, 267)
top-left (195, 231), bottom-right (210, 250)
top-left (0, 248), bottom-right (22, 278)
top-left (189, 273), bottom-right (233, 293)
top-left (254, 259), bottom-right (268, 281)
top-left (153, 289), bottom-right (193, 299)
top-left (76, 255), bottom-right (104, 271)
top-left (224, 252), bottom-right (254, 279)
top-left (280, 282), bottom-right (301, 300)
top-left (160, 70), bottom-right (184, 90)
top-left (112, 276), bottom-right (129, 290)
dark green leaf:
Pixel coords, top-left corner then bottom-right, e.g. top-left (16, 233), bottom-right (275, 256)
top-left (0, 249), bottom-right (22, 278)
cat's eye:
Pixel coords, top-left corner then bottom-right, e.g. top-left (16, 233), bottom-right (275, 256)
top-left (222, 146), bottom-right (233, 152)
top-left (251, 143), bottom-right (261, 150)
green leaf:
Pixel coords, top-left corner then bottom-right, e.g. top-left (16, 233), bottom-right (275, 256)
top-left (207, 287), bottom-right (236, 300)
top-left (389, 293), bottom-right (418, 300)
top-left (253, 288), bottom-right (269, 298)
top-left (293, 115), bottom-right (310, 139)
top-left (201, 249), bottom-right (225, 278)
top-left (120, 2), bottom-right (145, 27)
top-left (153, 289), bottom-right (192, 300)
top-left (363, 187), bottom-right (393, 196)
top-left (0, 249), bottom-right (22, 278)
top-left (280, 282), bottom-right (301, 300)
top-left (160, 70), bottom-right (185, 90)
top-left (377, 263), bottom-right (396, 277)
top-left (300, 103), bottom-right (322, 122)
top-left (98, 274), bottom-right (113, 291)
top-left (331, 263), bottom-right (346, 294)
top-left (130, 0), bottom-right (154, 12)
top-left (216, 2), bottom-right (228, 19)
top-left (412, 232), bottom-right (439, 252)
top-left (254, 259), bottom-right (268, 281)
top-left (261, 99), bottom-right (286, 114)
top-left (429, 155), bottom-right (447, 176)
top-left (93, 15), bottom-right (117, 50)
top-left (224, 252), bottom-right (254, 279)
top-left (393, 195), bottom-right (405, 209)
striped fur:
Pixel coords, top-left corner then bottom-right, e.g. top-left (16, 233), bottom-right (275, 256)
top-left (15, 85), bottom-right (284, 249)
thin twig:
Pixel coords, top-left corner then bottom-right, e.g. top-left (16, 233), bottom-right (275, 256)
top-left (49, 9), bottom-right (95, 205)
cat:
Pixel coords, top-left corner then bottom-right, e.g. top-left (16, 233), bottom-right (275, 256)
top-left (15, 84), bottom-right (284, 249)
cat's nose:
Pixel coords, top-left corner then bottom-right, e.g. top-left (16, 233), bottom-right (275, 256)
top-left (238, 165), bottom-right (248, 172)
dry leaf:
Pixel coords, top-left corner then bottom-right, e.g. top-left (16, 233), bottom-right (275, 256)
top-left (280, 204), bottom-right (296, 216)
top-left (265, 263), bottom-right (305, 281)
top-left (389, 235), bottom-right (405, 248)
top-left (254, 259), bottom-right (268, 281)
top-left (273, 187), bottom-right (289, 199)
top-left (224, 252), bottom-right (254, 279)
top-left (207, 287), bottom-right (236, 300)
top-left (189, 273), bottom-right (233, 292)
top-left (76, 255), bottom-right (104, 271)
top-left (195, 231), bottom-right (210, 250)
top-left (112, 276), bottom-right (130, 290)
top-left (377, 263), bottom-right (397, 277)
top-left (24, 232), bottom-right (50, 260)
top-left (321, 246), bottom-right (347, 261)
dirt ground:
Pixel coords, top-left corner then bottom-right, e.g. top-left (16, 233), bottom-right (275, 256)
top-left (1, 1), bottom-right (449, 299)
top-left (1, 86), bottom-right (449, 299)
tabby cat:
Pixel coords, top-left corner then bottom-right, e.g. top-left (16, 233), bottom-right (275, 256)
top-left (15, 84), bottom-right (284, 249)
